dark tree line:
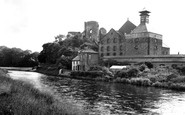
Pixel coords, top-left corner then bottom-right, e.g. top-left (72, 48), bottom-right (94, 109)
top-left (38, 35), bottom-right (98, 70)
top-left (0, 46), bottom-right (39, 67)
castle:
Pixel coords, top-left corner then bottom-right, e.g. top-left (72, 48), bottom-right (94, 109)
top-left (72, 10), bottom-right (185, 71)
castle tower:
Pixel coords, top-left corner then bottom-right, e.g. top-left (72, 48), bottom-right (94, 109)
top-left (84, 21), bottom-right (99, 43)
top-left (139, 10), bottom-right (151, 24)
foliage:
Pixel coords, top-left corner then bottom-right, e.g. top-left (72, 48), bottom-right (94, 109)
top-left (127, 68), bottom-right (139, 78)
top-left (115, 71), bottom-right (128, 78)
top-left (38, 34), bottom-right (98, 69)
top-left (0, 46), bottom-right (39, 67)
top-left (130, 78), bottom-right (151, 86)
top-left (144, 62), bottom-right (153, 69)
top-left (139, 65), bottom-right (146, 72)
top-left (178, 67), bottom-right (185, 75)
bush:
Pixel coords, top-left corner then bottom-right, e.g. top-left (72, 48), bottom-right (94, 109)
top-left (152, 81), bottom-right (163, 87)
top-left (139, 65), bottom-right (145, 72)
top-left (130, 78), bottom-right (151, 86)
top-left (171, 76), bottom-right (185, 83)
top-left (127, 68), bottom-right (139, 78)
top-left (179, 67), bottom-right (185, 75)
top-left (145, 62), bottom-right (153, 69)
top-left (166, 74), bottom-right (178, 81)
top-left (115, 71), bottom-right (128, 78)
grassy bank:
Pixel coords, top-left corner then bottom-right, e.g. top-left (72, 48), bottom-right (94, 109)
top-left (36, 64), bottom-right (185, 91)
top-left (113, 67), bottom-right (185, 91)
top-left (0, 69), bottom-right (86, 115)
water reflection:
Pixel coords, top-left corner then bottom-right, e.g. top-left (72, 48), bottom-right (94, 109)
top-left (8, 71), bottom-right (185, 115)
top-left (43, 77), bottom-right (167, 114)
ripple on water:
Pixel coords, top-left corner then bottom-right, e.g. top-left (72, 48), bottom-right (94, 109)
top-left (8, 71), bottom-right (185, 115)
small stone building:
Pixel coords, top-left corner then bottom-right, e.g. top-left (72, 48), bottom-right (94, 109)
top-left (72, 48), bottom-right (99, 71)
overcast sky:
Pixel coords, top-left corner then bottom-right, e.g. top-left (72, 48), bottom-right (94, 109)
top-left (0, 0), bottom-right (184, 54)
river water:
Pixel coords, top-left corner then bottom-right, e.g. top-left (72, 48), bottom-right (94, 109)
top-left (8, 70), bottom-right (185, 115)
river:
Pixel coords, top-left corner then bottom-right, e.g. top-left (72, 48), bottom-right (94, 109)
top-left (8, 70), bottom-right (185, 115)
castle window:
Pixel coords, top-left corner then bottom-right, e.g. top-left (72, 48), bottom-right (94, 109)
top-left (107, 46), bottom-right (110, 51)
top-left (113, 46), bottom-right (116, 51)
top-left (107, 38), bottom-right (110, 44)
top-left (120, 52), bottom-right (123, 56)
top-left (107, 53), bottom-right (110, 56)
top-left (113, 38), bottom-right (117, 43)
top-left (120, 45), bottom-right (123, 51)
top-left (101, 46), bottom-right (104, 52)
top-left (155, 45), bottom-right (158, 50)
top-left (90, 29), bottom-right (93, 34)
top-left (113, 53), bottom-right (116, 56)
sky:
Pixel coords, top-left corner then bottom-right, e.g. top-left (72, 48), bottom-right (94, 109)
top-left (0, 0), bottom-right (184, 54)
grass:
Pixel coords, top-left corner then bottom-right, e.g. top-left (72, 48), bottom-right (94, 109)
top-left (0, 69), bottom-right (86, 115)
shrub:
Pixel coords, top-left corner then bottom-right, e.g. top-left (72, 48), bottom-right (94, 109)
top-left (171, 76), bottom-right (185, 83)
top-left (115, 71), bottom-right (128, 78)
top-left (166, 74), bottom-right (178, 81)
top-left (130, 78), bottom-right (151, 86)
top-left (179, 67), bottom-right (185, 75)
top-left (152, 81), bottom-right (163, 87)
top-left (144, 62), bottom-right (153, 69)
top-left (139, 65), bottom-right (145, 72)
top-left (127, 68), bottom-right (139, 78)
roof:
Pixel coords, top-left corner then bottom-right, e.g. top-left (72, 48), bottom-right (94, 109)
top-left (79, 49), bottom-right (98, 53)
top-left (119, 20), bottom-right (136, 35)
top-left (72, 56), bottom-right (80, 61)
top-left (110, 65), bottom-right (128, 70)
top-left (131, 23), bottom-right (159, 34)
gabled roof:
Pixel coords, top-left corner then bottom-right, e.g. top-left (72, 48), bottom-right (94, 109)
top-left (73, 56), bottom-right (80, 61)
top-left (119, 20), bottom-right (136, 35)
top-left (101, 28), bottom-right (119, 40)
top-left (131, 23), bottom-right (159, 34)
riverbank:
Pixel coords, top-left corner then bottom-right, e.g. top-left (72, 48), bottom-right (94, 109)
top-left (36, 64), bottom-right (185, 91)
top-left (0, 68), bottom-right (86, 115)
top-left (0, 67), bottom-right (35, 72)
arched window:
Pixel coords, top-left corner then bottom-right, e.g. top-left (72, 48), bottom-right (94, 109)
top-left (101, 53), bottom-right (104, 57)
top-left (107, 46), bottom-right (110, 51)
top-left (113, 46), bottom-right (116, 51)
top-left (101, 46), bottom-right (104, 52)
top-left (113, 38), bottom-right (117, 43)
